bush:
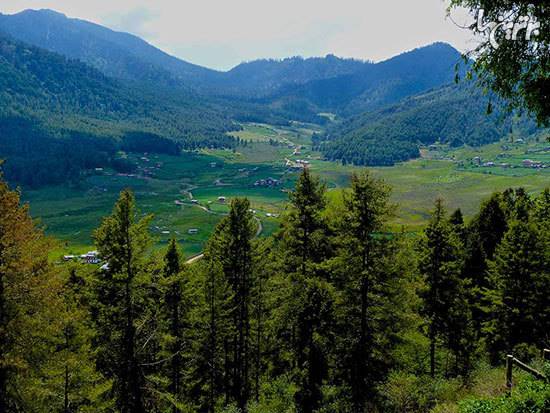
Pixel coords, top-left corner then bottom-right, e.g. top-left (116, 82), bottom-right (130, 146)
top-left (459, 378), bottom-right (550, 413)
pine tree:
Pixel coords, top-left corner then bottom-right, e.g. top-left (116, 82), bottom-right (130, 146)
top-left (93, 189), bottom-right (152, 413)
top-left (473, 193), bottom-right (508, 261)
top-left (419, 199), bottom-right (464, 378)
top-left (281, 168), bottom-right (330, 278)
top-left (40, 266), bottom-right (112, 413)
top-left (278, 169), bottom-right (334, 413)
top-left (487, 219), bottom-right (546, 358)
top-left (533, 189), bottom-right (550, 349)
top-left (462, 193), bottom-right (508, 343)
top-left (203, 198), bottom-right (256, 411)
top-left (449, 208), bottom-right (466, 242)
top-left (191, 259), bottom-right (233, 413)
top-left (335, 171), bottom-right (392, 410)
top-left (158, 238), bottom-right (189, 412)
top-left (0, 168), bottom-right (64, 412)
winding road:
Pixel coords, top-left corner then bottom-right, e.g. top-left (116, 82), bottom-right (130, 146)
top-left (184, 214), bottom-right (263, 265)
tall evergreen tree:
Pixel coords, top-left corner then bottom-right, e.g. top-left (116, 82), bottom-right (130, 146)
top-left (473, 193), bottom-right (508, 262)
top-left (462, 193), bottom-right (508, 342)
top-left (336, 171), bottom-right (392, 410)
top-left (0, 168), bottom-right (64, 412)
top-left (449, 208), bottom-right (466, 242)
top-left (487, 219), bottom-right (547, 358)
top-left (281, 168), bottom-right (330, 278)
top-left (190, 259), bottom-right (233, 413)
top-left (41, 267), bottom-right (111, 413)
top-left (278, 169), bottom-right (334, 413)
top-left (419, 199), bottom-right (464, 378)
top-left (93, 189), bottom-right (152, 413)
top-left (204, 198), bottom-right (256, 411)
top-left (158, 238), bottom-right (189, 412)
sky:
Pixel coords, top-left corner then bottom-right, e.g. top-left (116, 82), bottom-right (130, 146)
top-left (0, 0), bottom-right (477, 71)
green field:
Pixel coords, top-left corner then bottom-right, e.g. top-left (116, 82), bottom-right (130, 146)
top-left (22, 122), bottom-right (549, 257)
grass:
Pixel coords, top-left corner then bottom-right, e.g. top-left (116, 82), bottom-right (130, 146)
top-left (21, 122), bottom-right (550, 257)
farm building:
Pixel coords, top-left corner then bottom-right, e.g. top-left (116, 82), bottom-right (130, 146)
top-left (80, 251), bottom-right (100, 264)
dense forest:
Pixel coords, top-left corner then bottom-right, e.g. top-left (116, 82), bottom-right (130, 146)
top-left (0, 32), bottom-right (243, 187)
top-left (2, 13), bottom-right (545, 173)
top-left (1, 166), bottom-right (548, 412)
top-left (315, 84), bottom-right (542, 166)
top-left (0, 32), bottom-right (237, 142)
top-left (0, 11), bottom-right (458, 103)
top-left (0, 116), bottom-right (219, 187)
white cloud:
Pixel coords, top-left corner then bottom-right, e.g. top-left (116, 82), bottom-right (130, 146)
top-left (0, 0), bottom-right (477, 70)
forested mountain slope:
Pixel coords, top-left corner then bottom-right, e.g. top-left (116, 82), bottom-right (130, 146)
top-left (0, 9), bottom-right (462, 111)
top-left (316, 84), bottom-right (542, 166)
top-left (269, 42), bottom-right (464, 115)
top-left (0, 33), bottom-right (236, 186)
top-left (0, 9), bottom-right (220, 89)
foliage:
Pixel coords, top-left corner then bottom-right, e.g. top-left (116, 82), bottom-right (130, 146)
top-left (1, 161), bottom-right (549, 412)
top-left (316, 84), bottom-right (541, 166)
top-left (449, 1), bottom-right (550, 126)
top-left (459, 378), bottom-right (550, 413)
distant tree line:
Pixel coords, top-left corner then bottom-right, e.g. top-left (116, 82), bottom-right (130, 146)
top-left (0, 33), bottom-right (238, 165)
top-left (0, 166), bottom-right (548, 412)
top-left (315, 84), bottom-right (542, 166)
top-left (0, 116), bottom-right (235, 187)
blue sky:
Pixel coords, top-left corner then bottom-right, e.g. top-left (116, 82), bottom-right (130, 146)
top-left (1, 0), bottom-right (477, 71)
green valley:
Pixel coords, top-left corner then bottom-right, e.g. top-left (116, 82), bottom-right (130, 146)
top-left (23, 121), bottom-right (550, 257)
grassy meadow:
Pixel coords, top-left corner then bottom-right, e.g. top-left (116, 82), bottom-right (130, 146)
top-left (22, 122), bottom-right (549, 257)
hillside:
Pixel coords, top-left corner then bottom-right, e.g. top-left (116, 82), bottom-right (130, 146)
top-left (0, 10), bottom-right (462, 111)
top-left (0, 9), bottom-right (220, 89)
top-left (269, 42), bottom-right (464, 115)
top-left (1, 8), bottom-right (543, 174)
top-left (316, 84), bottom-right (542, 166)
top-left (0, 33), bottom-right (237, 186)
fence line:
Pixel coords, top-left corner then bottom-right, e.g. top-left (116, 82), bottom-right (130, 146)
top-left (505, 349), bottom-right (549, 392)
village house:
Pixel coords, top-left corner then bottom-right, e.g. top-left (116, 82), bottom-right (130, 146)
top-left (254, 177), bottom-right (280, 187)
top-left (522, 159), bottom-right (543, 168)
top-left (80, 251), bottom-right (101, 264)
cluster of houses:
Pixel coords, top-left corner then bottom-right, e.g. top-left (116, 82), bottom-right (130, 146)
top-left (472, 156), bottom-right (547, 169)
top-left (285, 158), bottom-right (310, 171)
top-left (64, 250), bottom-right (101, 265)
top-left (254, 177), bottom-right (280, 187)
top-left (522, 159), bottom-right (546, 169)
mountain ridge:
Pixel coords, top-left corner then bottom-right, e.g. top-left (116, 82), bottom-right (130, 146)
top-left (0, 8), bottom-right (463, 103)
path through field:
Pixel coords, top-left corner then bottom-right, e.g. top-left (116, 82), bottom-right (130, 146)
top-left (185, 216), bottom-right (263, 264)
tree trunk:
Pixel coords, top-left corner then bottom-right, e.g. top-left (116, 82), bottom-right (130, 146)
top-left (171, 289), bottom-right (181, 413)
top-left (64, 364), bottom-right (70, 413)
top-left (0, 272), bottom-right (7, 412)
top-left (430, 326), bottom-right (436, 378)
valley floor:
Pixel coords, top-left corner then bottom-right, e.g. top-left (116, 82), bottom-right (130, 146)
top-left (22, 122), bottom-right (550, 258)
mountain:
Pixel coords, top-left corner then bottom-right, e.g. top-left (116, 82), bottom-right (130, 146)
top-left (0, 9), bottom-right (221, 90)
top-left (216, 55), bottom-right (369, 97)
top-left (2, 8), bottom-right (538, 176)
top-left (315, 84), bottom-right (541, 166)
top-left (0, 32), bottom-right (236, 187)
top-left (267, 43), bottom-right (464, 115)
top-left (0, 9), bottom-right (462, 112)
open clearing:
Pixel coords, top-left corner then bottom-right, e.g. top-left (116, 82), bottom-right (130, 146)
top-left (23, 123), bottom-right (549, 257)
